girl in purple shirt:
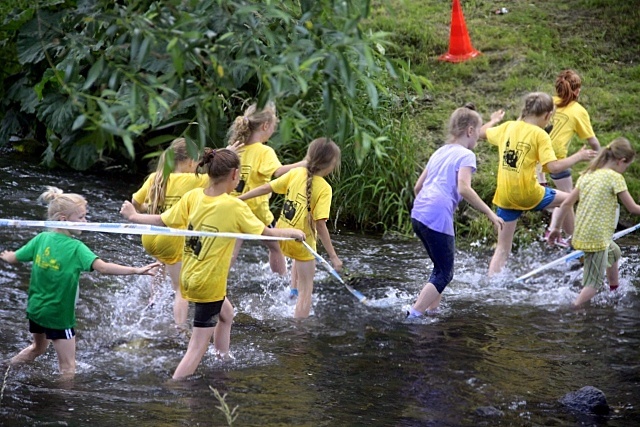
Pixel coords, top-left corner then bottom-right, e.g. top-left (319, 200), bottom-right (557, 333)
top-left (408, 106), bottom-right (504, 318)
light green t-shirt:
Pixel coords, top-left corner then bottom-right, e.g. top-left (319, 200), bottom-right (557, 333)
top-left (15, 232), bottom-right (98, 330)
top-left (573, 168), bottom-right (627, 251)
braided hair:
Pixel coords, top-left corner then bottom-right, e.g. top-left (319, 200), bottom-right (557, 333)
top-left (304, 138), bottom-right (341, 233)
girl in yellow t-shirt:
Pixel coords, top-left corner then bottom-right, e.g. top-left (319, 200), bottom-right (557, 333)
top-left (130, 138), bottom-right (208, 332)
top-left (239, 138), bottom-right (342, 318)
top-left (227, 102), bottom-right (306, 275)
top-left (121, 149), bottom-right (304, 379)
top-left (542, 70), bottom-right (602, 237)
top-left (547, 137), bottom-right (640, 306)
top-left (480, 92), bottom-right (596, 276)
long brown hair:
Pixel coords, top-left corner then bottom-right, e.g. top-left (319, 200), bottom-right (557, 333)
top-left (304, 138), bottom-right (341, 232)
top-left (555, 70), bottom-right (582, 108)
top-left (583, 137), bottom-right (635, 174)
top-left (147, 138), bottom-right (192, 214)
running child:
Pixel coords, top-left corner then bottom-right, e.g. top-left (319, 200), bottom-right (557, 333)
top-left (238, 138), bottom-right (342, 319)
top-left (481, 92), bottom-right (597, 276)
top-left (131, 138), bottom-right (209, 333)
top-left (228, 102), bottom-right (306, 275)
top-left (0, 187), bottom-right (159, 377)
top-left (547, 137), bottom-right (640, 306)
top-left (407, 106), bottom-right (504, 318)
top-left (120, 149), bottom-right (304, 379)
top-left (541, 70), bottom-right (601, 238)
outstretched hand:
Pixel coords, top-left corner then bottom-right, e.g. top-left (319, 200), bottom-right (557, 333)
top-left (120, 201), bottom-right (136, 220)
top-left (577, 145), bottom-right (598, 162)
top-left (490, 109), bottom-right (506, 123)
top-left (226, 140), bottom-right (245, 153)
top-left (138, 261), bottom-right (162, 276)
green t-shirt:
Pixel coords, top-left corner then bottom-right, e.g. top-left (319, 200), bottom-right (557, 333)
top-left (15, 231), bottom-right (98, 329)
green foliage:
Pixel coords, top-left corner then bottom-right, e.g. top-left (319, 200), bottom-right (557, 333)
top-left (0, 0), bottom-right (426, 172)
top-left (209, 386), bottom-right (238, 426)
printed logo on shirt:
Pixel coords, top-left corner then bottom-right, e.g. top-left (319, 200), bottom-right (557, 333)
top-left (280, 191), bottom-right (307, 227)
top-left (549, 111), bottom-right (569, 141)
top-left (34, 246), bottom-right (60, 271)
top-left (234, 165), bottom-right (251, 194)
top-left (159, 196), bottom-right (181, 214)
top-left (502, 139), bottom-right (531, 172)
top-left (184, 223), bottom-right (219, 261)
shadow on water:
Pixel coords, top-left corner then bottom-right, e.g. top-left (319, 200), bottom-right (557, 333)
top-left (0, 156), bottom-right (639, 426)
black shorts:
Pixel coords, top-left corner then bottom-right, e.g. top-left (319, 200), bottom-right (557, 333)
top-left (29, 319), bottom-right (75, 340)
top-left (193, 299), bottom-right (225, 328)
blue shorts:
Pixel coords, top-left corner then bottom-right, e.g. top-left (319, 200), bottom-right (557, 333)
top-left (496, 187), bottom-right (557, 222)
top-left (550, 168), bottom-right (571, 180)
top-left (412, 219), bottom-right (454, 293)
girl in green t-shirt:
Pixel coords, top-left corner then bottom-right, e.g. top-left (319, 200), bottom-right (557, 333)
top-left (1, 187), bottom-right (159, 377)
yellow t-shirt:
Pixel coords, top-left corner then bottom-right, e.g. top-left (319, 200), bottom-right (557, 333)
top-left (549, 97), bottom-right (596, 159)
top-left (161, 189), bottom-right (266, 303)
top-left (486, 121), bottom-right (557, 210)
top-left (573, 168), bottom-right (627, 252)
top-left (230, 142), bottom-right (283, 225)
top-left (270, 167), bottom-right (332, 261)
top-left (132, 173), bottom-right (209, 264)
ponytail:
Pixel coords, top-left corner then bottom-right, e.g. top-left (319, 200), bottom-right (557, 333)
top-left (555, 70), bottom-right (581, 108)
top-left (148, 138), bottom-right (190, 214)
top-left (583, 137), bottom-right (635, 174)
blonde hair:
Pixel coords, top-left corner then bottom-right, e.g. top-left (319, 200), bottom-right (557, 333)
top-left (520, 92), bottom-right (554, 119)
top-left (226, 102), bottom-right (277, 146)
top-left (304, 138), bottom-right (341, 232)
top-left (583, 137), bottom-right (635, 174)
top-left (148, 138), bottom-right (193, 214)
top-left (447, 105), bottom-right (482, 143)
top-left (198, 148), bottom-right (240, 184)
top-left (555, 70), bottom-right (582, 108)
top-left (38, 187), bottom-right (87, 221)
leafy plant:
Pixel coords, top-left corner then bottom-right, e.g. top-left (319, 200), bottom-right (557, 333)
top-left (209, 386), bottom-right (238, 426)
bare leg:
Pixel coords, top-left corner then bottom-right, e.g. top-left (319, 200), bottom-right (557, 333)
top-left (607, 260), bottom-right (620, 290)
top-left (264, 240), bottom-right (286, 275)
top-left (172, 326), bottom-right (215, 380)
top-left (166, 262), bottom-right (188, 327)
top-left (552, 176), bottom-right (575, 235)
top-left (293, 259), bottom-right (316, 319)
top-left (51, 337), bottom-right (76, 377)
top-left (10, 333), bottom-right (49, 365)
top-left (412, 283), bottom-right (441, 314)
top-left (213, 299), bottom-right (234, 356)
top-left (574, 286), bottom-right (598, 306)
top-left (488, 220), bottom-right (518, 276)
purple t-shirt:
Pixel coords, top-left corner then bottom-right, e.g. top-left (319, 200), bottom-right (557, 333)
top-left (411, 143), bottom-right (477, 236)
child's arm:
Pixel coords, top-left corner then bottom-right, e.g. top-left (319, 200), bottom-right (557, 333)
top-left (547, 187), bottom-right (580, 245)
top-left (545, 147), bottom-right (597, 173)
top-left (586, 136), bottom-right (601, 152)
top-left (479, 109), bottom-right (505, 140)
top-left (92, 259), bottom-right (161, 275)
top-left (274, 160), bottom-right (307, 178)
top-left (458, 167), bottom-right (503, 231)
top-left (617, 191), bottom-right (640, 215)
top-left (0, 250), bottom-right (18, 264)
top-left (120, 201), bottom-right (165, 225)
top-left (131, 199), bottom-right (148, 213)
top-left (238, 183), bottom-right (273, 201)
top-left (316, 219), bottom-right (342, 272)
top-left (262, 226), bottom-right (306, 241)
top-left (414, 168), bottom-right (428, 196)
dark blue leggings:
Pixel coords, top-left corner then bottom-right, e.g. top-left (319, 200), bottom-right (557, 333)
top-left (412, 219), bottom-right (455, 294)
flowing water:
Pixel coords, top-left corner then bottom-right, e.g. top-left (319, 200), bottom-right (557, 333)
top-left (0, 155), bottom-right (639, 426)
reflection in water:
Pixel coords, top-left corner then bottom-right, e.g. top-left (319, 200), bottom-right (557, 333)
top-left (0, 155), bottom-right (639, 425)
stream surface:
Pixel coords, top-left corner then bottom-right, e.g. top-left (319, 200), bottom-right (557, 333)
top-left (0, 156), bottom-right (639, 426)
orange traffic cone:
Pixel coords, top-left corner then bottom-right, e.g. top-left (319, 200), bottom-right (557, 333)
top-left (438, 0), bottom-right (481, 63)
